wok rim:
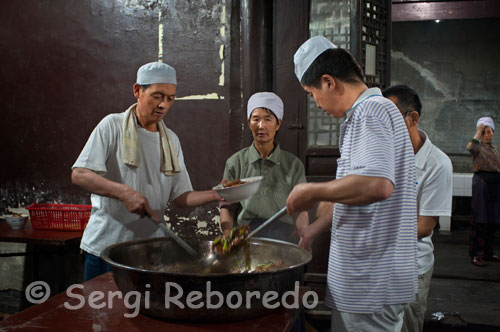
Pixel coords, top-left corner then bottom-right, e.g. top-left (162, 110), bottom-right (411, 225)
top-left (101, 236), bottom-right (311, 277)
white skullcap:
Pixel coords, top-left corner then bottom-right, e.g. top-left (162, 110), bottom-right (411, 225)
top-left (294, 36), bottom-right (336, 82)
top-left (477, 116), bottom-right (495, 131)
top-left (136, 62), bottom-right (177, 85)
top-left (247, 92), bottom-right (284, 120)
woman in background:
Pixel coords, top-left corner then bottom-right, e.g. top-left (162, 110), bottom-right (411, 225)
top-left (467, 116), bottom-right (500, 266)
top-left (219, 92), bottom-right (309, 248)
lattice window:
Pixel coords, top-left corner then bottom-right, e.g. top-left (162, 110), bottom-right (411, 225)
top-left (307, 0), bottom-right (351, 148)
top-left (361, 0), bottom-right (388, 88)
top-left (306, 0), bottom-right (389, 148)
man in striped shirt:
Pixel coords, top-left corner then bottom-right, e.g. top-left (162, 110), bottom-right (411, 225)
top-left (287, 36), bottom-right (418, 331)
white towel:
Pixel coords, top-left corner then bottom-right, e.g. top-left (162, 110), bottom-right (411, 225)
top-left (122, 104), bottom-right (180, 175)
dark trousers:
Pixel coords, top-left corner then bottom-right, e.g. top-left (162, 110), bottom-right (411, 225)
top-left (84, 253), bottom-right (112, 281)
top-left (469, 221), bottom-right (497, 259)
top-left (470, 171), bottom-right (500, 259)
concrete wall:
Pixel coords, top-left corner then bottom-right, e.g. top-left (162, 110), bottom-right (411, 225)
top-left (0, 0), bottom-right (234, 305)
top-left (390, 18), bottom-right (500, 172)
top-left (0, 0), bottom-right (233, 212)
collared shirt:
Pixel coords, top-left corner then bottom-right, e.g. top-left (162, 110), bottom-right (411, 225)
top-left (325, 87), bottom-right (418, 314)
top-left (468, 141), bottom-right (500, 172)
top-left (223, 143), bottom-right (306, 225)
top-left (415, 130), bottom-right (453, 275)
top-left (72, 110), bottom-right (193, 256)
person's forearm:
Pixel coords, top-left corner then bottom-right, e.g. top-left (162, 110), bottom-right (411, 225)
top-left (311, 201), bottom-right (334, 235)
top-left (309, 213), bottom-right (332, 237)
top-left (287, 175), bottom-right (393, 215)
top-left (295, 211), bottom-right (309, 230)
top-left (296, 202), bottom-right (333, 251)
top-left (71, 167), bottom-right (128, 200)
top-left (72, 167), bottom-right (159, 220)
top-left (468, 128), bottom-right (482, 153)
top-left (417, 215), bottom-right (438, 239)
top-left (473, 128), bottom-right (482, 140)
top-left (173, 190), bottom-right (220, 208)
top-left (310, 175), bottom-right (393, 205)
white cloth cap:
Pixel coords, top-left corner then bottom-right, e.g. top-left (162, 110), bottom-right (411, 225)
top-left (136, 62), bottom-right (177, 85)
top-left (247, 92), bottom-right (284, 120)
top-left (293, 36), bottom-right (336, 82)
top-left (477, 117), bottom-right (495, 131)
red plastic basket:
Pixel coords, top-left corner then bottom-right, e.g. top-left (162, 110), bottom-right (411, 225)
top-left (26, 203), bottom-right (92, 231)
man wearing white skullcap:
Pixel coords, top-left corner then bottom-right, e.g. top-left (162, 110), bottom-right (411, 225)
top-left (467, 116), bottom-right (500, 268)
top-left (136, 62), bottom-right (177, 85)
top-left (220, 92), bottom-right (309, 247)
top-left (286, 36), bottom-right (418, 331)
top-left (72, 61), bottom-right (221, 281)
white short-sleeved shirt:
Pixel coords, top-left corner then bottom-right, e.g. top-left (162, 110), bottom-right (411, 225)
top-left (72, 110), bottom-right (193, 256)
top-left (416, 130), bottom-right (453, 275)
top-left (325, 88), bottom-right (418, 314)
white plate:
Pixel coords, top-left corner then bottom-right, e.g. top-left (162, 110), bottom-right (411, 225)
top-left (213, 176), bottom-right (263, 203)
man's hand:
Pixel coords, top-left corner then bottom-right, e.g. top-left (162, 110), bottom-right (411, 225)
top-left (297, 226), bottom-right (314, 252)
top-left (286, 183), bottom-right (317, 215)
top-left (296, 201), bottom-right (334, 252)
top-left (120, 186), bottom-right (159, 221)
top-left (71, 167), bottom-right (160, 221)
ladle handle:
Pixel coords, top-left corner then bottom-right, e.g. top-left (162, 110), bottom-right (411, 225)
top-left (247, 206), bottom-right (288, 239)
top-left (146, 215), bottom-right (199, 258)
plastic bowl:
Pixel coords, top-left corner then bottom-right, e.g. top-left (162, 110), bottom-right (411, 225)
top-left (4, 215), bottom-right (28, 230)
top-left (213, 176), bottom-right (263, 203)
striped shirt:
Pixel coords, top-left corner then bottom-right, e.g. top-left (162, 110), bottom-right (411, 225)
top-left (325, 88), bottom-right (418, 314)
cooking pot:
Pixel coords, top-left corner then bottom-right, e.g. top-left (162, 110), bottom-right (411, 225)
top-left (101, 236), bottom-right (311, 322)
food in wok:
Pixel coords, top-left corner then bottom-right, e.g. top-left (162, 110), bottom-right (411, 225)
top-left (212, 224), bottom-right (250, 255)
top-left (101, 236), bottom-right (312, 322)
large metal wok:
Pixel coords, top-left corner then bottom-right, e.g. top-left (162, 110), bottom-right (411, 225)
top-left (101, 236), bottom-right (311, 322)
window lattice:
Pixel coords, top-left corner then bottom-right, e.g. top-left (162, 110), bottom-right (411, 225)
top-left (306, 0), bottom-right (389, 148)
top-left (361, 0), bottom-right (388, 88)
top-left (307, 0), bottom-right (350, 148)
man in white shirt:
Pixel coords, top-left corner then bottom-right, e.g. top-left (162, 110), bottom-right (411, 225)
top-left (72, 62), bottom-right (221, 280)
top-left (383, 85), bottom-right (453, 332)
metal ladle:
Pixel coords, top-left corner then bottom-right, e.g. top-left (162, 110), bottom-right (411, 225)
top-left (148, 206), bottom-right (288, 272)
top-left (146, 215), bottom-right (232, 272)
top-left (246, 206), bottom-right (288, 240)
top-left (146, 215), bottom-right (199, 258)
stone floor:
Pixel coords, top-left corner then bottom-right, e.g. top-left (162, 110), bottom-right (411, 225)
top-left (424, 229), bottom-right (500, 331)
top-left (304, 227), bottom-right (500, 332)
